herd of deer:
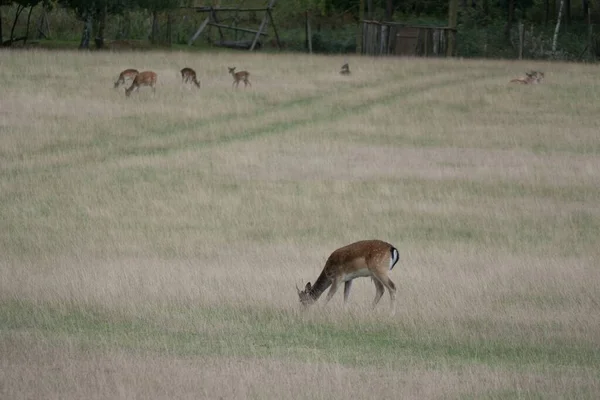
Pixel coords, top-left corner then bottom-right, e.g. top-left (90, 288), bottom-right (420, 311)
top-left (113, 66), bottom-right (251, 97)
top-left (109, 64), bottom-right (544, 311)
top-left (114, 63), bottom-right (542, 99)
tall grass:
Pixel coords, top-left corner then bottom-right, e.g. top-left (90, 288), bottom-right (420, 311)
top-left (1, 50), bottom-right (599, 399)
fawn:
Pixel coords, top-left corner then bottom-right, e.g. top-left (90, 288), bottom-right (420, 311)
top-left (180, 67), bottom-right (200, 88)
top-left (228, 67), bottom-right (251, 89)
top-left (114, 69), bottom-right (139, 88)
top-left (125, 71), bottom-right (157, 97)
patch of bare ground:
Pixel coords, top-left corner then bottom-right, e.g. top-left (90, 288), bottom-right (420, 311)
top-left (2, 334), bottom-right (598, 400)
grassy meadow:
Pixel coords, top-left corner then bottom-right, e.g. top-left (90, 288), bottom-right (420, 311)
top-left (1, 49), bottom-right (600, 399)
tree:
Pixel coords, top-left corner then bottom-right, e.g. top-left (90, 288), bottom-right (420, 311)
top-left (504, 0), bottom-right (515, 41)
top-left (60, 0), bottom-right (129, 49)
top-left (0, 0), bottom-right (9, 46)
top-left (552, 0), bottom-right (564, 53)
top-left (135, 0), bottom-right (178, 44)
top-left (4, 0), bottom-right (51, 46)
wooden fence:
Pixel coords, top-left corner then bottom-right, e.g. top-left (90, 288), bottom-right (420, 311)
top-left (361, 21), bottom-right (455, 57)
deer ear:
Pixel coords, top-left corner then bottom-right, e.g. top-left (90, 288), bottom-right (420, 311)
top-left (305, 282), bottom-right (312, 291)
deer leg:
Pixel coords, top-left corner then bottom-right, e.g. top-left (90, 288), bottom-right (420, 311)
top-left (381, 276), bottom-right (396, 303)
top-left (325, 279), bottom-right (340, 304)
top-left (371, 278), bottom-right (385, 308)
top-left (378, 275), bottom-right (397, 314)
top-left (343, 280), bottom-right (353, 303)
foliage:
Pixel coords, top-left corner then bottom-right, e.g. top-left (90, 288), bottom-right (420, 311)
top-left (1, 0), bottom-right (597, 60)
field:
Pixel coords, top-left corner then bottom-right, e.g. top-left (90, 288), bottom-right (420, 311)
top-left (1, 49), bottom-right (600, 399)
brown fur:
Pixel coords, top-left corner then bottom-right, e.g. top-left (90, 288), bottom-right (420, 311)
top-left (228, 67), bottom-right (251, 89)
top-left (125, 71), bottom-right (157, 97)
top-left (297, 239), bottom-right (400, 309)
top-left (180, 67), bottom-right (200, 88)
top-left (510, 70), bottom-right (544, 85)
top-left (114, 69), bottom-right (139, 89)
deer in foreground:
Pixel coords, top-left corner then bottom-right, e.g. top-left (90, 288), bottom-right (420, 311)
top-left (510, 70), bottom-right (544, 84)
top-left (297, 239), bottom-right (400, 310)
top-left (339, 63), bottom-right (351, 75)
top-left (180, 67), bottom-right (200, 88)
top-left (125, 71), bottom-right (157, 97)
top-left (228, 66), bottom-right (251, 89)
top-left (114, 69), bottom-right (139, 89)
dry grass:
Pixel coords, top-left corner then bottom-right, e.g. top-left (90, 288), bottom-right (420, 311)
top-left (1, 49), bottom-right (600, 399)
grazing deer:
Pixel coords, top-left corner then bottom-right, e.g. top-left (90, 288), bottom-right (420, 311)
top-left (510, 70), bottom-right (544, 84)
top-left (114, 68), bottom-right (139, 89)
top-left (297, 239), bottom-right (400, 310)
top-left (180, 67), bottom-right (200, 88)
top-left (340, 63), bottom-right (351, 75)
top-left (125, 71), bottom-right (157, 97)
top-left (228, 66), bottom-right (251, 88)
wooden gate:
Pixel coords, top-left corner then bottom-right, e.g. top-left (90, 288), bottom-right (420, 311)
top-left (361, 21), bottom-right (454, 57)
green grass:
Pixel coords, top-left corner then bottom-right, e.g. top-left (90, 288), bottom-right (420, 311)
top-left (3, 300), bottom-right (597, 369)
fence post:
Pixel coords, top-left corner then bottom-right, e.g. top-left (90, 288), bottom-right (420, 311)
top-left (380, 24), bottom-right (387, 55)
top-left (357, 0), bottom-right (364, 54)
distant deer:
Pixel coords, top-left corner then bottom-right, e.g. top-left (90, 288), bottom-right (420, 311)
top-left (180, 67), bottom-right (200, 88)
top-left (228, 66), bottom-right (251, 89)
top-left (297, 239), bottom-right (400, 310)
top-left (114, 69), bottom-right (139, 89)
top-left (125, 71), bottom-right (157, 97)
top-left (339, 63), bottom-right (350, 75)
top-left (510, 70), bottom-right (544, 84)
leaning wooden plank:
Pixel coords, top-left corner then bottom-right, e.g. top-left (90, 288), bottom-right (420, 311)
top-left (208, 23), bottom-right (269, 35)
top-left (188, 16), bottom-right (210, 45)
top-left (267, 8), bottom-right (282, 50)
top-left (249, 13), bottom-right (268, 50)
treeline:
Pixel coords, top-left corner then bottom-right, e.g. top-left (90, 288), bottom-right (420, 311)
top-left (1, 0), bottom-right (599, 60)
top-left (0, 0), bottom-right (179, 48)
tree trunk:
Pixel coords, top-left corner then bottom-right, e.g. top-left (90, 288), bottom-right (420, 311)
top-left (150, 9), bottom-right (159, 44)
top-left (552, 0), bottom-right (564, 53)
top-left (544, 0), bottom-right (550, 25)
top-left (37, 9), bottom-right (49, 39)
top-left (0, 5), bottom-right (4, 47)
top-left (79, 12), bottom-right (92, 49)
top-left (482, 0), bottom-right (489, 21)
top-left (504, 0), bottom-right (514, 42)
top-left (587, 2), bottom-right (592, 61)
top-left (366, 0), bottom-right (373, 20)
top-left (385, 0), bottom-right (393, 21)
top-left (447, 0), bottom-right (458, 56)
top-left (166, 12), bottom-right (172, 46)
top-left (356, 0), bottom-right (364, 53)
top-left (9, 4), bottom-right (25, 46)
top-left (564, 0), bottom-right (570, 25)
top-left (94, 3), bottom-right (107, 49)
top-left (583, 0), bottom-right (589, 19)
top-left (23, 5), bottom-right (34, 45)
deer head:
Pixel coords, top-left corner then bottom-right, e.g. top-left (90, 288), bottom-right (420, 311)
top-left (296, 282), bottom-right (315, 307)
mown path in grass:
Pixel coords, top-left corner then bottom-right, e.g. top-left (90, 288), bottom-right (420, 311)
top-left (5, 67), bottom-right (498, 175)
